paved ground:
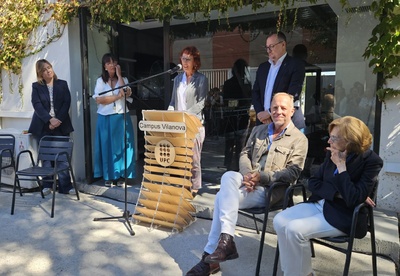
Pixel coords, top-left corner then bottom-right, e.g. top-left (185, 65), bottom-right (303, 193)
top-left (0, 189), bottom-right (397, 276)
top-left (0, 136), bottom-right (398, 275)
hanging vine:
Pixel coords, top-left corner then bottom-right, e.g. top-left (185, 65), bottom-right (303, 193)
top-left (363, 0), bottom-right (400, 104)
top-left (0, 0), bottom-right (79, 102)
top-left (1, 0), bottom-right (399, 104)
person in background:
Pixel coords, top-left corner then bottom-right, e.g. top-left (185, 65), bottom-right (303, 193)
top-left (93, 53), bottom-right (135, 187)
top-left (273, 116), bottom-right (383, 276)
top-left (186, 93), bottom-right (308, 276)
top-left (222, 58), bottom-right (252, 99)
top-left (28, 59), bottom-right (74, 195)
top-left (252, 32), bottom-right (305, 129)
top-left (168, 46), bottom-right (208, 196)
top-left (222, 58), bottom-right (252, 171)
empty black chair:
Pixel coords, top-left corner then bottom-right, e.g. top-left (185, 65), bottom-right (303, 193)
top-left (0, 134), bottom-right (22, 194)
top-left (11, 135), bottom-right (79, 218)
top-left (273, 181), bottom-right (379, 276)
top-left (239, 182), bottom-right (307, 276)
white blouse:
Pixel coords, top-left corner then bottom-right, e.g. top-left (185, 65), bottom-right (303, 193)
top-left (93, 77), bottom-right (129, 115)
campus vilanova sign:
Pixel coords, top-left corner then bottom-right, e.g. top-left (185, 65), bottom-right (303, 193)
top-left (138, 120), bottom-right (187, 133)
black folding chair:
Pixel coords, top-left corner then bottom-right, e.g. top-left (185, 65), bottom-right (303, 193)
top-left (11, 135), bottom-right (80, 218)
top-left (239, 182), bottom-right (307, 276)
top-left (0, 134), bottom-right (21, 194)
top-left (273, 181), bottom-right (379, 276)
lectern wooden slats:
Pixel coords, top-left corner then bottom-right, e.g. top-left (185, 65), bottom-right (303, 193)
top-left (145, 152), bottom-right (193, 163)
top-left (138, 198), bottom-right (194, 223)
top-left (135, 206), bottom-right (188, 226)
top-left (142, 182), bottom-right (193, 199)
top-left (134, 110), bottom-right (200, 232)
top-left (144, 136), bottom-right (194, 148)
top-left (141, 190), bottom-right (195, 212)
top-left (132, 215), bottom-right (183, 231)
top-left (144, 145), bottom-right (194, 156)
top-left (144, 165), bottom-right (192, 177)
top-left (144, 158), bottom-right (193, 170)
top-left (143, 173), bottom-right (192, 187)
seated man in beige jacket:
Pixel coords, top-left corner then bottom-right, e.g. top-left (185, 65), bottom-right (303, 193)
top-left (186, 92), bottom-right (308, 276)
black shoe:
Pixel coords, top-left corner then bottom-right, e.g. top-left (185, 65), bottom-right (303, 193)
top-left (186, 252), bottom-right (221, 276)
top-left (204, 233), bottom-right (239, 263)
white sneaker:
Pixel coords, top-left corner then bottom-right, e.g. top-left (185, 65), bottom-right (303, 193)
top-left (116, 181), bottom-right (125, 187)
top-left (104, 181), bottom-right (113, 187)
top-left (68, 188), bottom-right (77, 195)
top-left (42, 188), bottom-right (52, 196)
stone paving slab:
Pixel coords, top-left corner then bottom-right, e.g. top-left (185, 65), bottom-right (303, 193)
top-left (0, 190), bottom-right (397, 276)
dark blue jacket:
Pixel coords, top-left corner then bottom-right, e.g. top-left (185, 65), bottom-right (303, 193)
top-left (28, 79), bottom-right (74, 140)
top-left (252, 54), bottom-right (305, 128)
top-left (308, 150), bottom-right (383, 238)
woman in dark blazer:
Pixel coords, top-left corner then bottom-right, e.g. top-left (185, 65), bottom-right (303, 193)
top-left (28, 59), bottom-right (74, 195)
top-left (273, 116), bottom-right (383, 276)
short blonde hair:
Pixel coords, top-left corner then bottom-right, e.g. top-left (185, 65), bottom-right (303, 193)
top-left (329, 116), bottom-right (372, 154)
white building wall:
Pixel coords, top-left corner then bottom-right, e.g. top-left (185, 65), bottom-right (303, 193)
top-left (0, 19), bottom-right (87, 182)
top-left (379, 78), bottom-right (400, 212)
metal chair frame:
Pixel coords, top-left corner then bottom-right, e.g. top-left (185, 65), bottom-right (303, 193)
top-left (11, 135), bottom-right (80, 218)
top-left (273, 181), bottom-right (379, 276)
top-left (239, 182), bottom-right (307, 276)
top-left (0, 134), bottom-right (23, 194)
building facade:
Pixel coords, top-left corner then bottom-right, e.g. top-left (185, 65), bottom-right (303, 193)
top-left (0, 1), bottom-right (399, 212)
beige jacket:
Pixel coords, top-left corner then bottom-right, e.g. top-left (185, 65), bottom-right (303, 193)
top-left (239, 122), bottom-right (308, 186)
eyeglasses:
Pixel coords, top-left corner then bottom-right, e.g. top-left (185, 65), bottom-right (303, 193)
top-left (265, 41), bottom-right (283, 52)
top-left (181, 56), bottom-right (193, 62)
top-left (328, 135), bottom-right (342, 143)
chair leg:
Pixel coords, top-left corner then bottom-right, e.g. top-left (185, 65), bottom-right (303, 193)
top-left (51, 175), bottom-right (57, 218)
top-left (11, 177), bottom-right (18, 215)
top-left (369, 210), bottom-right (377, 276)
top-left (272, 244), bottom-right (280, 276)
top-left (255, 210), bottom-right (269, 276)
top-left (343, 238), bottom-right (355, 276)
top-left (310, 239), bottom-right (315, 258)
top-left (37, 177), bottom-right (45, 198)
top-left (253, 214), bottom-right (260, 234)
top-left (16, 178), bottom-right (23, 196)
top-left (70, 168), bottom-right (79, 200)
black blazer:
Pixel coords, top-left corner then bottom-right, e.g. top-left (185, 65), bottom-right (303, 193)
top-left (308, 150), bottom-right (383, 238)
top-left (28, 79), bottom-right (74, 140)
top-left (252, 54), bottom-right (305, 128)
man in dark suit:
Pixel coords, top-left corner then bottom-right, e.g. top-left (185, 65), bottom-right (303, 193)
top-left (252, 32), bottom-right (306, 129)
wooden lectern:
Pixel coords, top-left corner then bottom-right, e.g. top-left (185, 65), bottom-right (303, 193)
top-left (134, 110), bottom-right (202, 232)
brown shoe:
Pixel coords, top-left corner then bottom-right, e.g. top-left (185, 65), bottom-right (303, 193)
top-left (204, 233), bottom-right (239, 263)
top-left (186, 252), bottom-right (221, 276)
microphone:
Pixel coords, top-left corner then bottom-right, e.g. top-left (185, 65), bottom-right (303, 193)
top-left (168, 64), bottom-right (182, 74)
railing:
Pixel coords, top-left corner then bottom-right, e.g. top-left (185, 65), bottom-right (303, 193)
top-left (200, 68), bottom-right (230, 91)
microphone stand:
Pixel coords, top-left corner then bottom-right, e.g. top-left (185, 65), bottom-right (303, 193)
top-left (96, 66), bottom-right (180, 96)
top-left (93, 66), bottom-right (180, 236)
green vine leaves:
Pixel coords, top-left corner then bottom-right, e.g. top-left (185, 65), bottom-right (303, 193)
top-left (1, 0), bottom-right (398, 104)
top-left (0, 0), bottom-right (78, 102)
top-left (363, 0), bottom-right (400, 104)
